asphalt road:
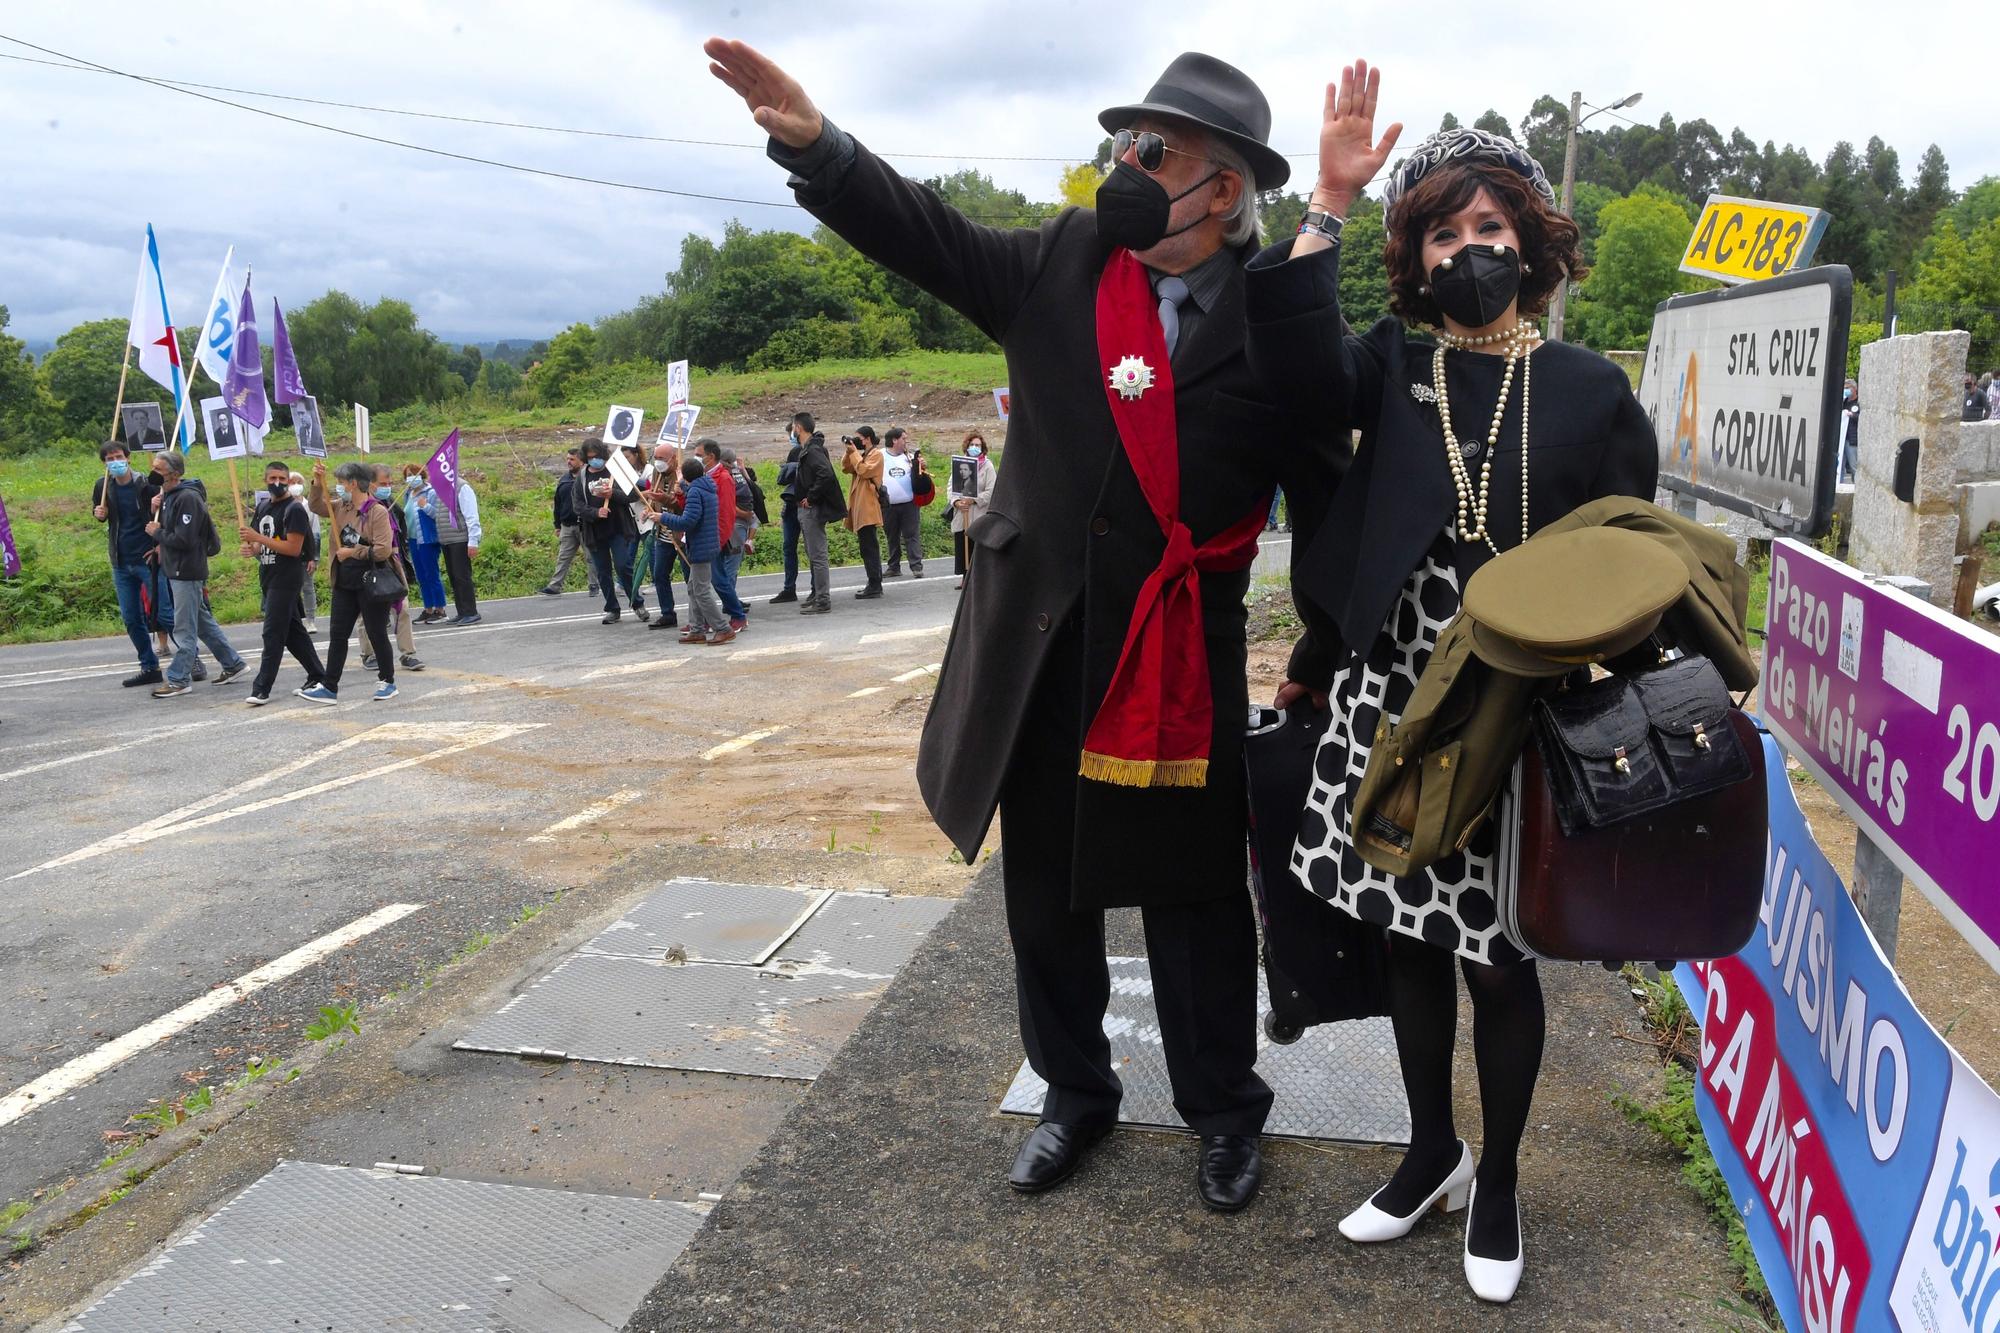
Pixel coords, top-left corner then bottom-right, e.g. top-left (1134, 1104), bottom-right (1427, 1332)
top-left (0, 556), bottom-right (968, 1214)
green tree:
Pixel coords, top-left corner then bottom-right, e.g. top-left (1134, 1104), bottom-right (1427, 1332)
top-left (446, 343), bottom-right (482, 389)
top-left (39, 318), bottom-right (131, 437)
top-left (1057, 162), bottom-right (1103, 210)
top-left (1893, 145), bottom-right (1953, 273)
top-left (1815, 142), bottom-right (1882, 285)
top-left (0, 305), bottom-right (60, 455)
top-left (1472, 110), bottom-right (1515, 142)
top-left (1568, 185), bottom-right (1696, 350)
top-left (1260, 190), bottom-right (1307, 247)
top-left (473, 358), bottom-right (522, 396)
top-left (1337, 198), bottom-right (1391, 329)
top-left (1903, 213), bottom-right (2000, 369)
top-left (286, 291), bottom-right (451, 410)
top-left (529, 322), bottom-right (599, 404)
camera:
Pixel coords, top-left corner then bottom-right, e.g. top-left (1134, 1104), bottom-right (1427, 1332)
top-left (840, 434), bottom-right (857, 446)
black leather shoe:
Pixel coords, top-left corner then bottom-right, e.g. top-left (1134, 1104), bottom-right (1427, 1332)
top-left (769, 589), bottom-right (798, 604)
top-left (854, 586), bottom-right (883, 600)
top-left (1008, 1122), bottom-right (1110, 1194)
top-left (123, 669), bottom-right (164, 688)
top-left (1197, 1134), bottom-right (1263, 1213)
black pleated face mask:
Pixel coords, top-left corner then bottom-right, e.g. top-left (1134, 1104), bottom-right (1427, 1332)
top-left (1428, 242), bottom-right (1523, 328)
top-left (1095, 160), bottom-right (1221, 251)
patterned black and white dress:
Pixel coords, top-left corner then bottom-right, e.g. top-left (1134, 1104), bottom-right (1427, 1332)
top-left (1289, 531), bottom-right (1523, 967)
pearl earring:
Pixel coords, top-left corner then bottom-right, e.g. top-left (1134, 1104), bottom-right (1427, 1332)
top-left (1418, 284), bottom-right (1429, 294)
top-left (1521, 262), bottom-right (1533, 274)
top-left (1440, 256), bottom-right (1455, 270)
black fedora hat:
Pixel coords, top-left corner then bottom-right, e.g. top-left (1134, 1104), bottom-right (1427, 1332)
top-left (1098, 52), bottom-right (1289, 190)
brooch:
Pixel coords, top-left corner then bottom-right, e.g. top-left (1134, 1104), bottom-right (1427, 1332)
top-left (1408, 382), bottom-right (1438, 405)
top-left (1108, 355), bottom-right (1156, 401)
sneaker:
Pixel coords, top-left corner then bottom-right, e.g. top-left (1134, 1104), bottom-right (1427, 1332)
top-left (151, 681), bottom-right (192, 698)
top-left (457, 612), bottom-right (483, 626)
top-left (601, 611), bottom-right (621, 625)
top-left (800, 601), bottom-right (829, 615)
top-left (297, 684), bottom-right (338, 705)
top-left (885, 569), bottom-right (904, 579)
top-left (246, 692), bottom-right (271, 707)
top-left (399, 653), bottom-right (425, 671)
top-left (911, 568), bottom-right (924, 578)
top-left (372, 681), bottom-right (399, 701)
top-left (729, 616), bottom-right (748, 632)
top-left (123, 669), bottom-right (164, 688)
top-left (362, 655), bottom-right (376, 669)
top-left (213, 661), bottom-right (247, 686)
top-left (704, 629), bottom-right (738, 646)
top-left (854, 586), bottom-right (884, 600)
top-left (635, 606), bottom-right (652, 624)
top-left (769, 589), bottom-right (798, 605)
top-left (304, 618), bottom-right (320, 632)
top-left (540, 586), bottom-right (562, 596)
top-left (648, 617), bottom-right (679, 631)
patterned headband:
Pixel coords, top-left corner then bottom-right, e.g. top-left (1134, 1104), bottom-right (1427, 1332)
top-left (1382, 127), bottom-right (1559, 214)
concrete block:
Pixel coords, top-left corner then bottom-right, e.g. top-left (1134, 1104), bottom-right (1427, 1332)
top-left (1958, 481), bottom-right (2000, 546)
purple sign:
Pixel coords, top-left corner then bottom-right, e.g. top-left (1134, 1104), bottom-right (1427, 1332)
top-left (426, 428), bottom-right (464, 526)
top-left (0, 493), bottom-right (18, 577)
top-left (270, 299), bottom-right (307, 405)
top-left (1763, 539), bottom-right (2000, 970)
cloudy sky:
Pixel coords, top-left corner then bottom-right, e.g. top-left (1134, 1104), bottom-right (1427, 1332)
top-left (1, 1), bottom-right (1989, 345)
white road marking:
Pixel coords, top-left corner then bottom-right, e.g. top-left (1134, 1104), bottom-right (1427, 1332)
top-left (437, 612), bottom-right (608, 638)
top-left (525, 788), bottom-right (646, 843)
top-left (0, 660), bottom-right (126, 682)
top-left (727, 641), bottom-right (821, 660)
top-left (890, 663), bottom-right (943, 683)
top-left (581, 658), bottom-right (689, 681)
top-left (0, 903), bottom-right (424, 1130)
top-left (846, 686), bottom-right (887, 698)
top-left (0, 666), bottom-right (128, 691)
top-left (8, 723), bottom-right (540, 880)
top-left (858, 627), bottom-right (945, 645)
top-left (701, 726), bottom-right (787, 761)
top-left (0, 720), bottom-right (225, 782)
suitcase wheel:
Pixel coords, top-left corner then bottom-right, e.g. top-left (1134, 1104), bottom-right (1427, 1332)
top-left (1262, 1011), bottom-right (1305, 1045)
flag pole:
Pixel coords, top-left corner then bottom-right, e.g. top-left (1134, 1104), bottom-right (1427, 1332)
top-left (106, 345), bottom-right (132, 445)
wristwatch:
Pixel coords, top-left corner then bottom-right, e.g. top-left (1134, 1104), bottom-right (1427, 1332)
top-left (1298, 209), bottom-right (1345, 244)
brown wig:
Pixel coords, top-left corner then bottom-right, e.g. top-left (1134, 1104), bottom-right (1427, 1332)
top-left (1383, 163), bottom-right (1586, 327)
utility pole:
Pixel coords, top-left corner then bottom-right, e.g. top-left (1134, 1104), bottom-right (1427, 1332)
top-left (1549, 90), bottom-right (1584, 344)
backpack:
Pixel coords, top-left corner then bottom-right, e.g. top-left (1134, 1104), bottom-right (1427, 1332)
top-left (201, 505), bottom-right (223, 558)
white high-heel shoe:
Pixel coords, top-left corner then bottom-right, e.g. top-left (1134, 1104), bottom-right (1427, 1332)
top-left (1337, 1140), bottom-right (1474, 1243)
top-left (1462, 1181), bottom-right (1525, 1303)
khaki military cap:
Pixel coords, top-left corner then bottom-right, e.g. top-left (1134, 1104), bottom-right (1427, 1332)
top-left (1462, 527), bottom-right (1690, 677)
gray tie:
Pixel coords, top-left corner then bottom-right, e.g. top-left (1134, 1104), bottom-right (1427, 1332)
top-left (1155, 275), bottom-right (1190, 359)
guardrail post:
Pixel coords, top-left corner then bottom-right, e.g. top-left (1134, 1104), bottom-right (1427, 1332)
top-left (1853, 835), bottom-right (1903, 962)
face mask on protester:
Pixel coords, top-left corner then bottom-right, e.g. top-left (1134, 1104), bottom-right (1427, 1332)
top-left (374, 485), bottom-right (394, 500)
top-left (1428, 241), bottom-right (1523, 329)
top-left (333, 484), bottom-right (349, 502)
top-left (588, 458), bottom-right (605, 471)
top-left (288, 483), bottom-right (304, 497)
top-left (1094, 159), bottom-right (1221, 251)
top-left (406, 475), bottom-right (424, 488)
top-left (107, 459), bottom-right (131, 478)
top-left (268, 483), bottom-right (288, 499)
top-left (967, 444), bottom-right (984, 459)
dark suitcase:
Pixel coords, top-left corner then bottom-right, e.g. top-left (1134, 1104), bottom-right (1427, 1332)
top-left (1245, 705), bottom-right (1391, 1042)
top-left (1496, 709), bottom-right (1767, 962)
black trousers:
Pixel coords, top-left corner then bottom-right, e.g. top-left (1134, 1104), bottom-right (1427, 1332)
top-left (325, 584), bottom-right (393, 689)
top-left (856, 524), bottom-right (883, 587)
top-left (883, 501), bottom-right (923, 572)
top-left (253, 568), bottom-right (325, 697)
top-left (996, 625), bottom-right (1272, 1137)
top-left (440, 542), bottom-right (478, 616)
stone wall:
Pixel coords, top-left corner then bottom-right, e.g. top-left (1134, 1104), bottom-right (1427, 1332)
top-left (1848, 330), bottom-right (1980, 604)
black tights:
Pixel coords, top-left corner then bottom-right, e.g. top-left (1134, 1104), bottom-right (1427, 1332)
top-left (1376, 936), bottom-right (1544, 1259)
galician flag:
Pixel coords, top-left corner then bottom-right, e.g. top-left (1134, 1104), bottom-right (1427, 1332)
top-left (194, 247), bottom-right (237, 388)
top-left (127, 224), bottom-right (193, 451)
top-left (223, 272), bottom-right (267, 429)
top-left (270, 299), bottom-right (307, 405)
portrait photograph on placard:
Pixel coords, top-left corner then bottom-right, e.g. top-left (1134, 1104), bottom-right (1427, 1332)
top-left (950, 454), bottom-right (980, 500)
top-left (657, 403), bottom-right (701, 446)
top-left (119, 401), bottom-right (167, 451)
top-left (292, 395), bottom-right (327, 457)
top-left (603, 403), bottom-right (645, 448)
top-left (200, 395), bottom-right (245, 460)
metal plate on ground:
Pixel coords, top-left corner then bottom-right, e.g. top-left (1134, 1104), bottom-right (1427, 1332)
top-left (997, 956), bottom-right (1410, 1146)
top-left (773, 891), bottom-right (957, 974)
top-left (455, 955), bottom-right (892, 1080)
top-left (65, 1161), bottom-right (701, 1332)
top-left (580, 877), bottom-right (830, 965)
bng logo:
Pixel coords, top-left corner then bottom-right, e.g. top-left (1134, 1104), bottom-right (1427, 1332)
top-left (1929, 1137), bottom-right (2000, 1330)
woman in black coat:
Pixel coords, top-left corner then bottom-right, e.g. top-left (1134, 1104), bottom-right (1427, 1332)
top-left (1247, 63), bottom-right (1658, 1304)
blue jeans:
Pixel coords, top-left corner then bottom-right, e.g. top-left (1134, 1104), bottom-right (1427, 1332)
top-left (166, 579), bottom-right (244, 685)
top-left (112, 563), bottom-right (173, 670)
top-left (713, 545), bottom-right (746, 621)
top-left (410, 542), bottom-right (447, 610)
top-left (780, 503), bottom-right (800, 593)
top-left (649, 534), bottom-right (681, 619)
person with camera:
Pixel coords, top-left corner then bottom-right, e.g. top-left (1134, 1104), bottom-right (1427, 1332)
top-left (841, 426), bottom-right (886, 599)
top-left (880, 427), bottom-right (926, 578)
top-left (793, 419), bottom-right (845, 613)
top-left (303, 460), bottom-right (398, 703)
top-left (573, 440), bottom-right (651, 626)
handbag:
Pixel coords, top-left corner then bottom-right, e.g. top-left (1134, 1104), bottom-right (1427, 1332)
top-left (1493, 655), bottom-right (1767, 963)
top-left (360, 560), bottom-right (406, 607)
top-left (913, 468), bottom-right (936, 506)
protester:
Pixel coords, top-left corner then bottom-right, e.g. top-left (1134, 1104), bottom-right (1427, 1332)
top-left (289, 471), bottom-right (321, 632)
top-left (92, 439), bottom-right (177, 686)
top-left (145, 449), bottom-right (246, 698)
top-left (1839, 379), bottom-right (1860, 483)
top-left (949, 430), bottom-right (998, 591)
top-left (239, 458), bottom-right (327, 705)
top-left (880, 427), bottom-right (925, 578)
top-left (540, 444), bottom-right (592, 592)
top-left (842, 426), bottom-right (886, 598)
top-left (1964, 373), bottom-right (1991, 422)
top-left (716, 444), bottom-right (761, 630)
top-left (793, 418), bottom-right (844, 614)
top-left (1987, 369), bottom-right (2000, 421)
top-left (695, 439), bottom-right (750, 628)
top-left (770, 413), bottom-right (809, 604)
top-left (304, 460), bottom-right (399, 702)
top-left (360, 465), bottom-right (425, 673)
top-left (653, 456), bottom-right (733, 644)
top-left (710, 39), bottom-right (1335, 1220)
top-left (642, 442), bottom-right (682, 630)
top-left (400, 464), bottom-right (449, 621)
top-left (431, 464), bottom-right (483, 625)
top-left (574, 441), bottom-right (650, 625)
top-left (1251, 73), bottom-right (1660, 1302)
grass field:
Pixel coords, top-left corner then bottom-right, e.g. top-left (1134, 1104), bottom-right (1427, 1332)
top-left (0, 352), bottom-right (1008, 644)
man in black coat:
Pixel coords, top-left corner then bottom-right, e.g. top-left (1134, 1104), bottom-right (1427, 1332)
top-left (710, 40), bottom-right (1341, 1210)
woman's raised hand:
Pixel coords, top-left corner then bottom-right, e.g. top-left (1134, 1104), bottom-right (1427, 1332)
top-left (704, 38), bottom-right (823, 150)
top-left (1314, 60), bottom-right (1401, 214)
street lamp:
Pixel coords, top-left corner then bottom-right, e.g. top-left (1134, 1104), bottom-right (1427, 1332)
top-left (1547, 90), bottom-right (1643, 344)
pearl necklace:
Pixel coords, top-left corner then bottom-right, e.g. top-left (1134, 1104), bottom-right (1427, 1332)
top-left (1432, 322), bottom-right (1540, 557)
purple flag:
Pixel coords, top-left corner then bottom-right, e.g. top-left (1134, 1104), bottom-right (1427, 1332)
top-left (223, 273), bottom-right (267, 428)
top-left (270, 299), bottom-right (307, 405)
top-left (0, 493), bottom-right (19, 578)
top-left (426, 429), bottom-right (464, 526)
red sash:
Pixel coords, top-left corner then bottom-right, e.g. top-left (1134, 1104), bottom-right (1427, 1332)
top-left (1079, 248), bottom-right (1269, 789)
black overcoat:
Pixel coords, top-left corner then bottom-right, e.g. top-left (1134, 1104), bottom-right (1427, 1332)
top-left (790, 138), bottom-right (1342, 909)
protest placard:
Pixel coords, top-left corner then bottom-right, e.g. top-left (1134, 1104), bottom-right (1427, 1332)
top-left (950, 454), bottom-right (981, 501)
top-left (668, 360), bottom-right (690, 409)
top-left (292, 396), bottom-right (327, 458)
top-left (603, 404), bottom-right (645, 449)
top-left (119, 401), bottom-right (167, 452)
top-left (201, 396), bottom-right (246, 461)
top-left (657, 404), bottom-right (700, 447)
top-left (992, 387), bottom-right (1010, 421)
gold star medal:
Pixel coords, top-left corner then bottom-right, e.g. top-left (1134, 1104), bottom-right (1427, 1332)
top-left (1108, 355), bottom-right (1156, 401)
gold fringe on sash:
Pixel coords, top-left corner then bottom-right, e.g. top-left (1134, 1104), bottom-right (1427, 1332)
top-left (1077, 752), bottom-right (1210, 789)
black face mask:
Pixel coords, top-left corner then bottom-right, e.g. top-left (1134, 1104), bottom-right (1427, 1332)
top-left (1429, 242), bottom-right (1523, 329)
top-left (1095, 160), bottom-right (1221, 252)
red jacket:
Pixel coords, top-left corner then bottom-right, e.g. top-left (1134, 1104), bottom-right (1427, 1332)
top-left (706, 462), bottom-right (736, 536)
